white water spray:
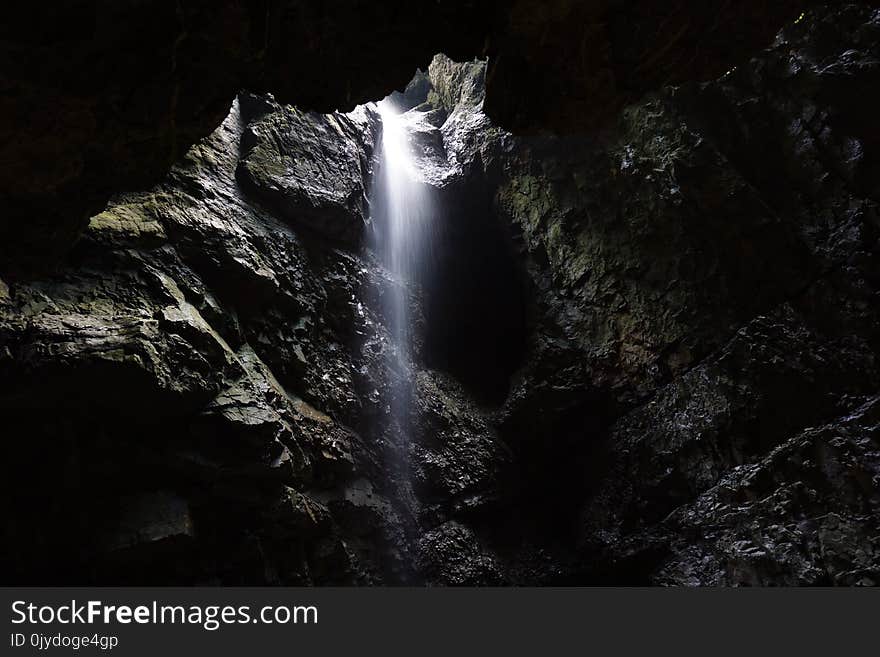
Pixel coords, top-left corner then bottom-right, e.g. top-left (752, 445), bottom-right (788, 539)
top-left (369, 99), bottom-right (436, 440)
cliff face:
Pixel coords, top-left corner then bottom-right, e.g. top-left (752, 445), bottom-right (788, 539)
top-left (2, 5), bottom-right (879, 585)
top-left (0, 86), bottom-right (518, 585)
top-left (499, 5), bottom-right (880, 584)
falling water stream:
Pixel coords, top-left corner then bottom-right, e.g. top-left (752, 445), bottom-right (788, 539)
top-left (369, 99), bottom-right (436, 450)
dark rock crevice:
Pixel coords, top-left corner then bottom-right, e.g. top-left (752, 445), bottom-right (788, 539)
top-left (420, 178), bottom-right (530, 406)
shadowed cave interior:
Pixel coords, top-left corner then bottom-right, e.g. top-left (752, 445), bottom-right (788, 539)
top-left (421, 181), bottom-right (529, 405)
top-left (1, 4), bottom-right (880, 587)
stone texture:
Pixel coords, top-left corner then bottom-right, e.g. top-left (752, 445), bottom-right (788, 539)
top-left (496, 5), bottom-right (880, 584)
top-left (2, 4), bottom-right (879, 586)
top-left (0, 85), bottom-right (519, 585)
top-left (237, 99), bottom-right (379, 244)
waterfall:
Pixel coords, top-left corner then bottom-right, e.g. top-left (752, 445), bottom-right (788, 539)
top-left (369, 99), bottom-right (435, 447)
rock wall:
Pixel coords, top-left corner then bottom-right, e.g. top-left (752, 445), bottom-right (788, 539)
top-left (494, 5), bottom-right (880, 584)
top-left (1, 4), bottom-right (879, 585)
top-left (0, 85), bottom-right (524, 585)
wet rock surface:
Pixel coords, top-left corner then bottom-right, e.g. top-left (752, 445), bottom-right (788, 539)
top-left (0, 81), bottom-right (517, 585)
top-left (237, 99), bottom-right (378, 244)
top-left (2, 5), bottom-right (880, 585)
top-left (501, 5), bottom-right (880, 584)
